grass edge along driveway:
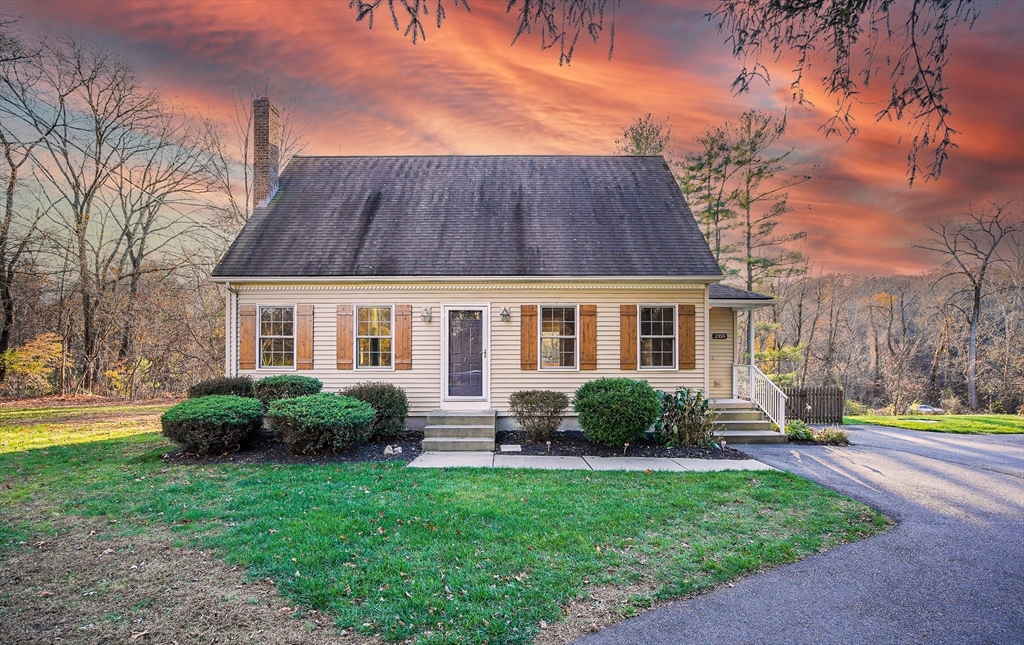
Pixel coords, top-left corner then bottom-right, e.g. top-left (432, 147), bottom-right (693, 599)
top-left (1, 404), bottom-right (890, 645)
top-left (845, 414), bottom-right (1023, 434)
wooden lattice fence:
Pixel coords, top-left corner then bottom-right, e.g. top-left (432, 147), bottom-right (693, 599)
top-left (784, 387), bottom-right (845, 424)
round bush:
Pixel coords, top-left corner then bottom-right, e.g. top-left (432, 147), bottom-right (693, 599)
top-left (573, 378), bottom-right (660, 447)
top-left (161, 395), bottom-right (262, 455)
top-left (253, 375), bottom-right (323, 408)
top-left (187, 376), bottom-right (254, 399)
top-left (266, 393), bottom-right (375, 454)
top-left (509, 389), bottom-right (569, 442)
top-left (341, 381), bottom-right (409, 440)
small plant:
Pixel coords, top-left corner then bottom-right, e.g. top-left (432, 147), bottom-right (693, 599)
top-left (341, 381), bottom-right (410, 440)
top-left (161, 395), bottom-right (262, 455)
top-left (508, 390), bottom-right (569, 442)
top-left (786, 419), bottom-right (815, 441)
top-left (187, 376), bottom-right (254, 399)
top-left (654, 387), bottom-right (717, 447)
top-left (814, 426), bottom-right (851, 445)
top-left (267, 393), bottom-right (375, 454)
top-left (573, 378), bottom-right (660, 447)
top-left (253, 375), bottom-right (322, 408)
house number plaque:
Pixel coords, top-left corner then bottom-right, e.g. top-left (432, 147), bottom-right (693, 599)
top-left (712, 333), bottom-right (728, 339)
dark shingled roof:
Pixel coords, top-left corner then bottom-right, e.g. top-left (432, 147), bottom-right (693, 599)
top-left (212, 156), bottom-right (723, 278)
top-left (709, 284), bottom-right (774, 300)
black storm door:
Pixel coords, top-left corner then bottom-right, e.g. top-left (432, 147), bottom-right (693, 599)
top-left (448, 309), bottom-right (484, 397)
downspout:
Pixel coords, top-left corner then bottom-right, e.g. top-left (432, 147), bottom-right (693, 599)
top-left (225, 282), bottom-right (238, 377)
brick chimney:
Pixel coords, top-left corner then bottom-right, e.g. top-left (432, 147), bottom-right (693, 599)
top-left (252, 97), bottom-right (280, 207)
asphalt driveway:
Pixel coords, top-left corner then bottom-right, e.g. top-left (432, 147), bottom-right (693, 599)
top-left (573, 425), bottom-right (1024, 645)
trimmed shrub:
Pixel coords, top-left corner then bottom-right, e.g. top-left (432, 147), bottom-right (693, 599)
top-left (655, 387), bottom-right (717, 447)
top-left (341, 381), bottom-right (410, 440)
top-left (253, 375), bottom-right (322, 408)
top-left (509, 390), bottom-right (569, 442)
top-left (161, 395), bottom-right (262, 455)
top-left (187, 376), bottom-right (254, 399)
top-left (267, 393), bottom-right (375, 454)
top-left (573, 378), bottom-right (660, 447)
top-left (786, 419), bottom-right (815, 441)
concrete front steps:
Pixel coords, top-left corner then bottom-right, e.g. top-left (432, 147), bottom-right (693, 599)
top-left (712, 399), bottom-right (788, 444)
top-left (421, 410), bottom-right (496, 452)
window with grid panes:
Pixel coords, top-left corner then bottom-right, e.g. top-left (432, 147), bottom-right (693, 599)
top-left (357, 306), bottom-right (392, 368)
top-left (540, 306), bottom-right (576, 368)
top-left (259, 306), bottom-right (295, 368)
top-left (639, 305), bottom-right (676, 368)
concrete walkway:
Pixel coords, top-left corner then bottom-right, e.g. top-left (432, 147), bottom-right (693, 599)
top-left (407, 452), bottom-right (777, 472)
top-left (572, 424), bottom-right (1024, 645)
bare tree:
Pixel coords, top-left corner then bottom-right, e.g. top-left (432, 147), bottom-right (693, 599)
top-left (0, 25), bottom-right (65, 380)
top-left (107, 103), bottom-right (218, 362)
top-left (208, 79), bottom-right (309, 234)
top-left (18, 35), bottom-right (162, 390)
top-left (913, 202), bottom-right (1021, 409)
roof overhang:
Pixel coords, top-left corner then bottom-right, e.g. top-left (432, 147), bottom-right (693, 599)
top-left (210, 274), bottom-right (726, 285)
top-left (709, 298), bottom-right (775, 309)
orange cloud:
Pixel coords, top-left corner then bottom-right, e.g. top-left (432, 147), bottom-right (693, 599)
top-left (11, 0), bottom-right (1023, 275)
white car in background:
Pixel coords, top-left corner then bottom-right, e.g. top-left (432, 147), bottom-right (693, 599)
top-left (912, 404), bottom-right (945, 414)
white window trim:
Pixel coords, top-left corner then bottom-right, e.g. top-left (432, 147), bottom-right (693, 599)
top-left (637, 303), bottom-right (678, 371)
top-left (354, 303), bottom-right (396, 371)
top-left (257, 304), bottom-right (298, 371)
top-left (537, 303), bottom-right (580, 371)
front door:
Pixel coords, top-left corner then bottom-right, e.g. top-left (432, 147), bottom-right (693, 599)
top-left (444, 306), bottom-right (488, 404)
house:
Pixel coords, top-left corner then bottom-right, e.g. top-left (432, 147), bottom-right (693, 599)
top-left (211, 99), bottom-right (785, 449)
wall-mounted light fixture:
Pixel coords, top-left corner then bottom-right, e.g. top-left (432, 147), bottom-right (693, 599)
top-left (421, 307), bottom-right (432, 322)
top-left (500, 307), bottom-right (512, 322)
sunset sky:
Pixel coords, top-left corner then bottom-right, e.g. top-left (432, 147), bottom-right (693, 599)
top-left (10, 0), bottom-right (1023, 275)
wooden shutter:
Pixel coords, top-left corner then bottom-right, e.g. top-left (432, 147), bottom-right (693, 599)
top-left (296, 305), bottom-right (314, 369)
top-left (619, 304), bottom-right (637, 370)
top-left (238, 304), bottom-right (257, 370)
top-left (679, 304), bottom-right (696, 370)
top-left (336, 304), bottom-right (353, 370)
top-left (520, 304), bottom-right (537, 370)
top-left (580, 305), bottom-right (597, 370)
top-left (395, 304), bottom-right (412, 370)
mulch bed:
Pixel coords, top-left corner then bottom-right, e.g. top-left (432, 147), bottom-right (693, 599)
top-left (161, 430), bottom-right (424, 465)
top-left (495, 430), bottom-right (752, 460)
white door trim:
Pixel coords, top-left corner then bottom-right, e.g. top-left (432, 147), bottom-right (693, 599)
top-left (441, 303), bottom-right (491, 410)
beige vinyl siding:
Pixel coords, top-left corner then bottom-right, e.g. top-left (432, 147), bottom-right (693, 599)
top-left (709, 307), bottom-right (735, 399)
top-left (233, 282), bottom-right (709, 416)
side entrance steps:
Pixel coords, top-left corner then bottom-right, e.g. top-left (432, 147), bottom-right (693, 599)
top-left (712, 399), bottom-right (788, 444)
top-left (422, 410), bottom-right (496, 452)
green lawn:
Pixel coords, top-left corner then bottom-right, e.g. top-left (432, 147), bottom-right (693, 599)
top-left (845, 414), bottom-right (1023, 434)
top-left (2, 403), bottom-right (890, 644)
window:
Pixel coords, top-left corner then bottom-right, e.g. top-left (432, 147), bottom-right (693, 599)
top-left (357, 306), bottom-right (392, 368)
top-left (540, 306), bottom-right (576, 369)
top-left (259, 306), bottom-right (294, 368)
top-left (639, 305), bottom-right (675, 368)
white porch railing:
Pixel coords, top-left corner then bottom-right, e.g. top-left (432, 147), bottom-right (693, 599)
top-left (733, 363), bottom-right (788, 431)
